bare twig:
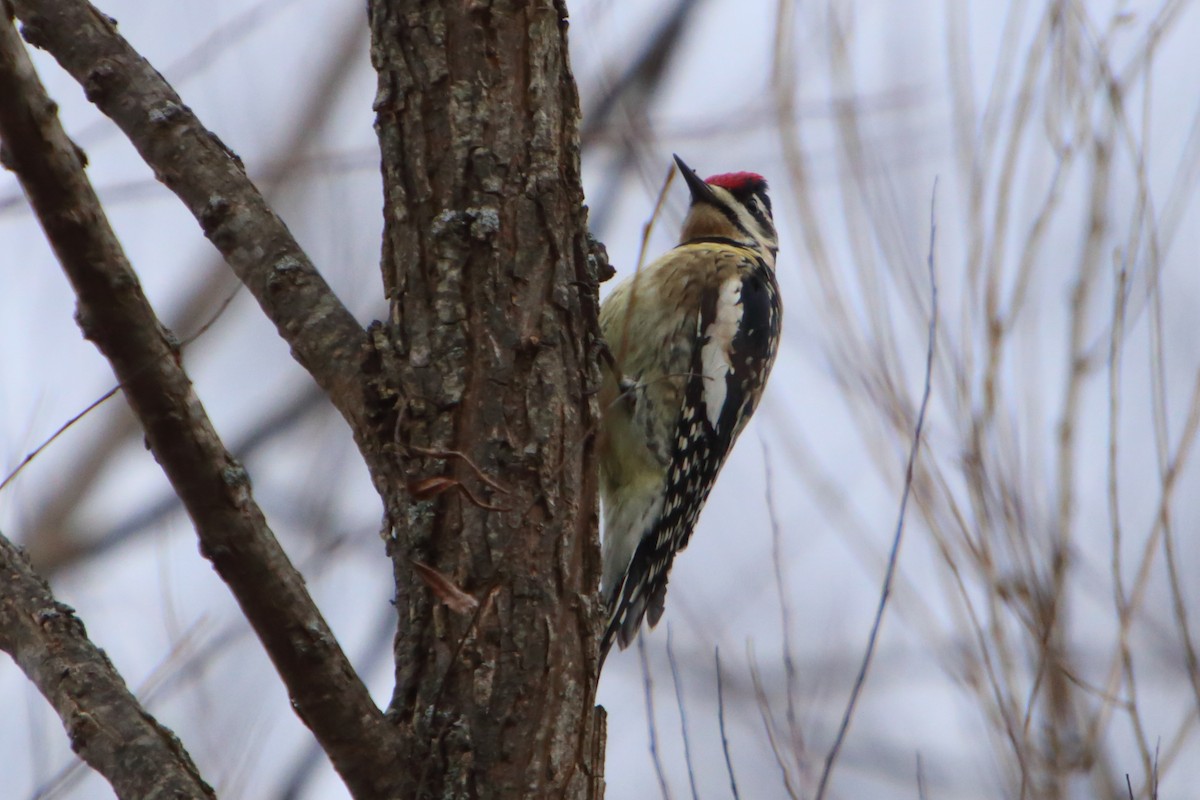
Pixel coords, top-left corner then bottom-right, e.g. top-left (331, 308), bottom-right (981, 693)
top-left (1157, 370), bottom-right (1200, 716)
top-left (0, 15), bottom-right (402, 796)
top-left (815, 179), bottom-right (938, 799)
top-left (614, 163), bottom-right (676, 366)
top-left (409, 474), bottom-right (509, 512)
top-left (408, 445), bottom-right (512, 494)
top-left (714, 647), bottom-right (741, 800)
top-left (8, 0), bottom-right (372, 434)
top-left (747, 644), bottom-right (801, 800)
top-left (21, 10), bottom-right (367, 572)
top-left (666, 628), bottom-right (700, 800)
top-left (410, 560), bottom-right (481, 615)
top-left (1113, 254), bottom-right (1154, 779)
top-left (0, 384), bottom-right (118, 494)
top-left (761, 438), bottom-right (804, 761)
top-left (32, 385), bottom-right (328, 573)
top-left (1152, 739), bottom-right (1160, 799)
top-left (638, 635), bottom-right (674, 800)
top-left (0, 278), bottom-right (241, 498)
top-left (0, 531), bottom-right (215, 799)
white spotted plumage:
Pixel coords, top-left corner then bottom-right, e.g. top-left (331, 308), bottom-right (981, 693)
top-left (598, 156), bottom-right (782, 664)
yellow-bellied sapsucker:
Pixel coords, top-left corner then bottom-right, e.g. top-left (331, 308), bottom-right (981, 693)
top-left (599, 155), bottom-right (782, 663)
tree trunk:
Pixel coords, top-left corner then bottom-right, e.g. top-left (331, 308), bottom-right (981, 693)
top-left (366, 1), bottom-right (606, 797)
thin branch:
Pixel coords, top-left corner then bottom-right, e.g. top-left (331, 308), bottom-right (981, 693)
top-left (34, 384), bottom-right (327, 573)
top-left (1158, 368), bottom-right (1200, 717)
top-left (714, 647), bottom-right (741, 800)
top-left (0, 531), bottom-right (215, 799)
top-left (0, 384), bottom-right (119, 494)
top-left (761, 438), bottom-right (804, 761)
top-left (613, 163), bottom-right (676, 369)
top-left (22, 9), bottom-right (367, 571)
top-left (815, 179), bottom-right (939, 799)
top-left (746, 643), bottom-right (802, 800)
top-left (8, 0), bottom-right (372, 433)
top-left (666, 628), bottom-right (700, 800)
top-left (638, 635), bottom-right (674, 800)
top-left (582, 0), bottom-right (699, 234)
top-left (0, 15), bottom-right (403, 798)
top-left (0, 277), bottom-right (241, 498)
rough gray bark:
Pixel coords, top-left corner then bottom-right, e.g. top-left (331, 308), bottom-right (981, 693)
top-left (367, 1), bottom-right (607, 797)
top-left (2, 0), bottom-right (606, 794)
top-left (0, 5), bottom-right (407, 795)
top-left (0, 533), bottom-right (215, 800)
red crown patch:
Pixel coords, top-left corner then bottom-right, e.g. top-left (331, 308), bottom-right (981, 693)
top-left (705, 171), bottom-right (767, 193)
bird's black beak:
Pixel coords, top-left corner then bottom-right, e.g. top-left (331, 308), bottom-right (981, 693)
top-left (674, 154), bottom-right (718, 206)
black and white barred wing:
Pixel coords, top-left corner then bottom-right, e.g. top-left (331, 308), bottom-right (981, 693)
top-left (603, 256), bottom-right (781, 655)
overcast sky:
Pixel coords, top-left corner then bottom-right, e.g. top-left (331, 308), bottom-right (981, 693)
top-left (3, 1), bottom-right (1199, 798)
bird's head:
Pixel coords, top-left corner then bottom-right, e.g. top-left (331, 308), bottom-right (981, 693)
top-left (674, 154), bottom-right (777, 267)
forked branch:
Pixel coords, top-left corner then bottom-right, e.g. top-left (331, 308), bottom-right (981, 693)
top-left (7, 0), bottom-right (372, 432)
top-left (0, 10), bottom-right (402, 797)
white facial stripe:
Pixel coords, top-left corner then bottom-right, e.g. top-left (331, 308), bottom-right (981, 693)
top-left (699, 276), bottom-right (743, 431)
top-left (709, 185), bottom-right (777, 260)
top-left (749, 196), bottom-right (774, 230)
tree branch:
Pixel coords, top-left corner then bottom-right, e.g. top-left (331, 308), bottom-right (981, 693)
top-left (814, 180), bottom-right (939, 799)
top-left (0, 10), bottom-right (403, 798)
top-left (0, 531), bottom-right (215, 799)
top-left (7, 0), bottom-right (372, 434)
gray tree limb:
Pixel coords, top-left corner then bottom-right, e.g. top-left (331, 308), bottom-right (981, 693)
top-left (0, 531), bottom-right (215, 800)
top-left (0, 8), bottom-right (403, 797)
top-left (7, 0), bottom-right (373, 437)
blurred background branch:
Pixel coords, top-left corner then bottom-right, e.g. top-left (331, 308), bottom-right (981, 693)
top-left (1, 0), bottom-right (1198, 798)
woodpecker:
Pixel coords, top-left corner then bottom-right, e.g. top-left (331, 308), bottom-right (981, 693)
top-left (598, 155), bottom-right (782, 663)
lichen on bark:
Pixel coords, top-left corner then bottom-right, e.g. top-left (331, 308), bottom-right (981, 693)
top-left (367, 1), bottom-right (606, 796)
